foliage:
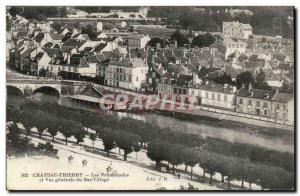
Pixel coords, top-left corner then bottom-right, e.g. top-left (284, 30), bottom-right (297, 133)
top-left (191, 33), bottom-right (216, 48)
top-left (115, 132), bottom-right (141, 161)
top-left (170, 30), bottom-right (189, 48)
top-left (236, 71), bottom-right (254, 89)
top-left (101, 128), bottom-right (117, 156)
top-left (59, 119), bottom-right (75, 146)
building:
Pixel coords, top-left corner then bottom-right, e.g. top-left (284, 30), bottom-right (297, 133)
top-left (157, 73), bottom-right (200, 101)
top-left (236, 86), bottom-right (294, 124)
top-left (223, 38), bottom-right (247, 60)
top-left (223, 21), bottom-right (253, 39)
top-left (101, 58), bottom-right (149, 91)
top-left (271, 92), bottom-right (294, 124)
top-left (236, 85), bottom-right (276, 117)
top-left (128, 34), bottom-right (150, 49)
top-left (189, 81), bottom-right (237, 110)
top-left (48, 53), bottom-right (98, 79)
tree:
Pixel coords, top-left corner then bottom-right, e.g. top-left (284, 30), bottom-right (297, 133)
top-left (191, 33), bottom-right (216, 48)
top-left (73, 124), bottom-right (86, 144)
top-left (171, 30), bottom-right (189, 48)
top-left (133, 141), bottom-right (141, 159)
top-left (233, 158), bottom-right (248, 188)
top-left (35, 111), bottom-right (49, 138)
top-left (147, 140), bottom-right (168, 168)
top-left (254, 69), bottom-right (272, 90)
top-left (47, 115), bottom-right (59, 142)
top-left (236, 71), bottom-right (254, 89)
top-left (184, 148), bottom-right (199, 179)
top-left (165, 143), bottom-right (185, 174)
top-left (89, 132), bottom-right (96, 152)
top-left (199, 150), bottom-right (218, 185)
top-left (147, 38), bottom-right (166, 49)
top-left (6, 106), bottom-right (21, 123)
top-left (116, 132), bottom-right (141, 161)
top-left (60, 119), bottom-right (75, 146)
top-left (21, 111), bottom-right (36, 136)
top-left (101, 128), bottom-right (117, 157)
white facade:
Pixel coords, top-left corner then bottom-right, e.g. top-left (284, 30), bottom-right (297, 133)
top-left (223, 38), bottom-right (247, 60)
top-left (223, 21), bottom-right (253, 39)
top-left (104, 58), bottom-right (148, 91)
top-left (189, 83), bottom-right (237, 110)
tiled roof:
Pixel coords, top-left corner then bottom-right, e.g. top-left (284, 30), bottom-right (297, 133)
top-left (34, 32), bottom-right (44, 43)
top-left (110, 58), bottom-right (147, 68)
top-left (237, 88), bottom-right (276, 100)
top-left (192, 82), bottom-right (236, 94)
top-left (43, 42), bottom-right (53, 48)
top-left (272, 92), bottom-right (293, 103)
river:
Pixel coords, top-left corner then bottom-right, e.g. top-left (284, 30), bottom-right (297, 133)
top-left (7, 92), bottom-right (294, 153)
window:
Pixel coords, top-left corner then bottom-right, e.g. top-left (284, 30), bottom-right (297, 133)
top-left (136, 76), bottom-right (138, 82)
top-left (283, 104), bottom-right (287, 110)
top-left (276, 104), bottom-right (280, 110)
top-left (248, 100), bottom-right (252, 106)
top-left (264, 110), bottom-right (268, 115)
top-left (212, 93), bottom-right (215, 100)
top-left (263, 102), bottom-right (268, 108)
top-left (224, 95), bottom-right (227, 101)
top-left (191, 90), bottom-right (194, 95)
top-left (206, 92), bottom-right (208, 98)
top-left (256, 101), bottom-right (260, 107)
top-left (217, 94), bottom-right (221, 101)
top-left (58, 67), bottom-right (61, 71)
top-left (50, 66), bottom-right (53, 71)
top-left (239, 98), bottom-right (243, 104)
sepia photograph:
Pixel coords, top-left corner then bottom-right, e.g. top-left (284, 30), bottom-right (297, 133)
top-left (5, 4), bottom-right (295, 191)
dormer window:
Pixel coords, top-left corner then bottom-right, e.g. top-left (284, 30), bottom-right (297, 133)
top-left (264, 94), bottom-right (269, 99)
top-left (249, 91), bottom-right (254, 97)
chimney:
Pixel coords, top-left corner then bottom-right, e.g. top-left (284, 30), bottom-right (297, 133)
top-left (67, 54), bottom-right (71, 64)
top-left (156, 42), bottom-right (161, 50)
top-left (232, 86), bottom-right (237, 93)
top-left (248, 83), bottom-right (253, 91)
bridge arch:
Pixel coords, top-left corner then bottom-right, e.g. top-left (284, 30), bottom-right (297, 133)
top-left (7, 85), bottom-right (24, 96)
top-left (32, 86), bottom-right (61, 97)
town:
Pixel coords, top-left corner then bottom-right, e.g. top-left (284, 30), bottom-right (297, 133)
top-left (6, 6), bottom-right (295, 191)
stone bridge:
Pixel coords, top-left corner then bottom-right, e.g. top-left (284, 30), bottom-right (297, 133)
top-left (7, 79), bottom-right (88, 96)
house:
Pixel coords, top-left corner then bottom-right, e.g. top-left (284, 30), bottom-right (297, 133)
top-left (223, 38), bottom-right (247, 60)
top-left (236, 85), bottom-right (276, 117)
top-left (48, 53), bottom-right (97, 79)
top-left (29, 51), bottom-right (52, 76)
top-left (128, 34), bottom-right (151, 49)
top-left (146, 63), bottom-right (166, 93)
top-left (157, 73), bottom-right (200, 101)
top-left (189, 81), bottom-right (237, 110)
top-left (223, 21), bottom-right (253, 39)
top-left (31, 32), bottom-right (53, 47)
top-left (271, 91), bottom-right (294, 124)
top-left (101, 58), bottom-right (149, 91)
